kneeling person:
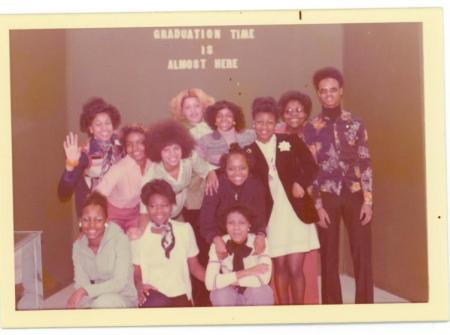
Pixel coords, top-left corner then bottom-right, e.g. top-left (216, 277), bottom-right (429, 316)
top-left (67, 192), bottom-right (137, 309)
top-left (205, 205), bottom-right (274, 306)
top-left (132, 179), bottom-right (205, 307)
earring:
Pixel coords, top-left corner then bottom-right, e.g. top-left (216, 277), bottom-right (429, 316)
top-left (78, 222), bottom-right (82, 228)
top-left (104, 222), bottom-right (109, 228)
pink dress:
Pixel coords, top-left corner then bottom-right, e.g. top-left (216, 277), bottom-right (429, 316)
top-left (95, 155), bottom-right (151, 232)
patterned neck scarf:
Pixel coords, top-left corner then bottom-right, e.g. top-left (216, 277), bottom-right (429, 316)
top-left (97, 135), bottom-right (123, 175)
top-left (226, 239), bottom-right (252, 293)
top-left (84, 134), bottom-right (124, 190)
top-left (150, 221), bottom-right (176, 259)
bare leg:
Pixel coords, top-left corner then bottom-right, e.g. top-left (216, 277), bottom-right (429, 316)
top-left (272, 256), bottom-right (290, 305)
top-left (287, 252), bottom-right (306, 304)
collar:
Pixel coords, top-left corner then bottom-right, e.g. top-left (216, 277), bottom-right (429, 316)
top-left (89, 134), bottom-right (120, 153)
top-left (191, 121), bottom-right (212, 138)
top-left (79, 222), bottom-right (114, 250)
top-left (149, 221), bottom-right (172, 236)
top-left (211, 130), bottom-right (222, 140)
top-left (322, 106), bottom-right (342, 122)
top-left (256, 134), bottom-right (276, 147)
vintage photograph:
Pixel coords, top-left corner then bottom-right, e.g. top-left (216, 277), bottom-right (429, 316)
top-left (0, 8), bottom-right (447, 328)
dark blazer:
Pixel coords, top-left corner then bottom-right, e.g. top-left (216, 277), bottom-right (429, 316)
top-left (199, 174), bottom-right (267, 244)
top-left (244, 134), bottom-right (319, 223)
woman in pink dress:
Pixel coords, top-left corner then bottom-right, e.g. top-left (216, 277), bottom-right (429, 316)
top-left (95, 124), bottom-right (151, 232)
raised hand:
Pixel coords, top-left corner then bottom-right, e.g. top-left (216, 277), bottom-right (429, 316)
top-left (63, 132), bottom-right (82, 168)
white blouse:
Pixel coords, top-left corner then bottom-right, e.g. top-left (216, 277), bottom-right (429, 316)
top-left (205, 234), bottom-right (272, 291)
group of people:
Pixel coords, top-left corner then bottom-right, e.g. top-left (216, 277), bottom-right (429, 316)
top-left (58, 66), bottom-right (374, 309)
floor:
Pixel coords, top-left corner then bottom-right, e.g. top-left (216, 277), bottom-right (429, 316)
top-left (42, 274), bottom-right (408, 309)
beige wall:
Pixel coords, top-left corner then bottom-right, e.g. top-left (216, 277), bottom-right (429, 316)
top-left (342, 23), bottom-right (427, 302)
top-left (65, 25), bottom-right (343, 136)
top-left (10, 30), bottom-right (73, 297)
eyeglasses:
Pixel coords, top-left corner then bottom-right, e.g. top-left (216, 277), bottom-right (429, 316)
top-left (285, 108), bottom-right (304, 115)
top-left (80, 217), bottom-right (105, 226)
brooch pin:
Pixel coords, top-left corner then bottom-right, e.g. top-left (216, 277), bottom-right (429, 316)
top-left (278, 141), bottom-right (291, 152)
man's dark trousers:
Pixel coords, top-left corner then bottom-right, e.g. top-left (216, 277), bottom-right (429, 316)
top-left (318, 187), bottom-right (374, 304)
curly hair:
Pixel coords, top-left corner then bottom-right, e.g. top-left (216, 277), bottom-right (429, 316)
top-left (119, 124), bottom-right (147, 147)
top-left (140, 179), bottom-right (176, 207)
top-left (81, 191), bottom-right (108, 218)
top-left (204, 100), bottom-right (246, 132)
top-left (169, 88), bottom-right (215, 122)
top-left (145, 119), bottom-right (196, 162)
top-left (218, 204), bottom-right (255, 234)
top-left (219, 142), bottom-right (254, 172)
top-left (278, 90), bottom-right (312, 119)
top-left (251, 96), bottom-right (279, 122)
top-left (79, 97), bottom-right (121, 135)
top-left (312, 66), bottom-right (344, 90)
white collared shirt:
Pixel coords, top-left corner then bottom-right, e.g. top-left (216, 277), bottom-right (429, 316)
top-left (131, 220), bottom-right (199, 299)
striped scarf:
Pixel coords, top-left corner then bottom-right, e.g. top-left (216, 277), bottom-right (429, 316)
top-left (150, 221), bottom-right (176, 259)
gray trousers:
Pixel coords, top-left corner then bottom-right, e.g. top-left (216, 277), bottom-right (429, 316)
top-left (79, 293), bottom-right (136, 309)
top-left (210, 285), bottom-right (274, 306)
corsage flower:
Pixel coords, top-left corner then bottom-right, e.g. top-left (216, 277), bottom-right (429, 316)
top-left (278, 141), bottom-right (291, 152)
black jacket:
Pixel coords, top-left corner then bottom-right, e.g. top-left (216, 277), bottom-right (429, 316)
top-left (244, 134), bottom-right (319, 223)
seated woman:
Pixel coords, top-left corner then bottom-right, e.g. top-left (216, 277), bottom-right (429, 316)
top-left (197, 100), bottom-right (255, 167)
top-left (67, 192), bottom-right (137, 309)
top-left (95, 124), bottom-right (151, 232)
top-left (132, 179), bottom-right (205, 307)
top-left (199, 144), bottom-right (267, 257)
top-left (205, 205), bottom-right (274, 306)
top-left (137, 119), bottom-right (218, 227)
top-left (58, 97), bottom-right (124, 217)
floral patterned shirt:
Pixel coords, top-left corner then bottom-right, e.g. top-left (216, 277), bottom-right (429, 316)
top-left (303, 110), bottom-right (373, 209)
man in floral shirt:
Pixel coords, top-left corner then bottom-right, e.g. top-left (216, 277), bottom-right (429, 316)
top-left (303, 67), bottom-right (373, 304)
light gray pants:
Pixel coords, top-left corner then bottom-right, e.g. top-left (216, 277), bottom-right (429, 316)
top-left (210, 285), bottom-right (274, 306)
top-left (79, 293), bottom-right (136, 309)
